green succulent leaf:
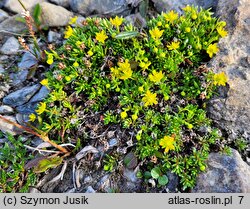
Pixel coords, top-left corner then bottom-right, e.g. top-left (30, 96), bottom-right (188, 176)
top-left (33, 156), bottom-right (63, 173)
top-left (151, 167), bottom-right (161, 179)
top-left (158, 175), bottom-right (169, 186)
top-left (115, 31), bottom-right (139, 39)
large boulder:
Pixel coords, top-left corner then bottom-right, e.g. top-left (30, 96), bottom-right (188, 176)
top-left (192, 149), bottom-right (250, 192)
top-left (49, 0), bottom-right (70, 8)
top-left (3, 0), bottom-right (47, 14)
top-left (40, 2), bottom-right (73, 27)
top-left (70, 0), bottom-right (131, 16)
top-left (0, 14), bottom-right (27, 38)
top-left (207, 0), bottom-right (250, 141)
top-left (0, 9), bottom-right (9, 23)
top-left (151, 0), bottom-right (218, 13)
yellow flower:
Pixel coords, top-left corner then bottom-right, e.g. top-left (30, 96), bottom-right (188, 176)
top-left (111, 60), bottom-right (133, 80)
top-left (40, 79), bottom-right (49, 87)
top-left (120, 111), bottom-right (127, 119)
top-left (159, 136), bottom-right (175, 153)
top-left (96, 30), bottom-right (108, 44)
top-left (142, 90), bottom-right (158, 107)
top-left (157, 21), bottom-right (162, 27)
top-left (36, 102), bottom-right (46, 115)
top-left (69, 16), bottom-right (78, 25)
top-left (76, 41), bottom-right (83, 46)
top-left (160, 52), bottom-right (166, 58)
top-left (110, 67), bottom-right (120, 78)
top-left (110, 16), bottom-right (123, 28)
top-left (87, 50), bottom-right (93, 56)
top-left (149, 27), bottom-right (164, 40)
top-left (217, 26), bottom-right (228, 38)
top-left (207, 43), bottom-right (219, 58)
top-left (191, 12), bottom-right (197, 20)
top-left (139, 61), bottom-right (151, 70)
top-left (132, 114), bottom-right (138, 121)
top-left (73, 61), bottom-right (79, 67)
top-left (148, 70), bottom-right (164, 83)
top-left (118, 59), bottom-right (133, 80)
top-left (185, 27), bottom-right (191, 33)
top-left (28, 113), bottom-right (36, 122)
top-left (183, 5), bottom-right (192, 12)
top-left (47, 54), bottom-right (53, 65)
top-left (218, 21), bottom-right (226, 27)
top-left (138, 86), bottom-right (144, 92)
top-left (64, 26), bottom-right (73, 39)
top-left (213, 72), bottom-right (228, 86)
top-left (167, 41), bottom-right (180, 50)
top-left (164, 10), bottom-right (178, 23)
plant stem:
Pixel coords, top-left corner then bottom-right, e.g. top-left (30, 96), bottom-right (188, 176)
top-left (18, 0), bottom-right (27, 11)
top-left (0, 115), bottom-right (69, 154)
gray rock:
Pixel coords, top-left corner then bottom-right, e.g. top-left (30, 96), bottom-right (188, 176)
top-left (166, 171), bottom-right (179, 192)
top-left (49, 0), bottom-right (70, 8)
top-left (70, 0), bottom-right (131, 16)
top-left (0, 14), bottom-right (27, 38)
top-left (0, 36), bottom-right (20, 55)
top-left (84, 176), bottom-right (93, 183)
top-left (16, 103), bottom-right (38, 114)
top-left (9, 69), bottom-right (29, 86)
top-left (151, 0), bottom-right (218, 14)
top-left (108, 138), bottom-right (118, 148)
top-left (0, 115), bottom-right (23, 135)
top-left (0, 82), bottom-right (11, 100)
top-left (0, 55), bottom-right (8, 61)
top-left (125, 13), bottom-right (147, 28)
top-left (3, 84), bottom-right (41, 107)
top-left (0, 9), bottom-right (9, 23)
top-left (0, 138), bottom-right (8, 144)
top-left (207, 0), bottom-right (250, 141)
top-left (40, 2), bottom-right (73, 27)
top-left (4, 0), bottom-right (47, 14)
top-left (123, 168), bottom-right (139, 183)
top-left (30, 86), bottom-right (50, 102)
top-left (16, 113), bottom-right (30, 126)
top-left (0, 64), bottom-right (5, 75)
top-left (0, 105), bottom-right (14, 114)
top-left (16, 86), bottom-right (49, 114)
top-left (47, 30), bottom-right (62, 43)
top-left (192, 149), bottom-right (250, 192)
top-left (85, 186), bottom-right (96, 193)
top-left (18, 52), bottom-right (38, 70)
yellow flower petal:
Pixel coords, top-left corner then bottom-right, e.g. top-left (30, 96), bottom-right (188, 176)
top-left (110, 16), bottom-right (123, 28)
top-left (207, 43), bottom-right (219, 58)
top-left (213, 72), bottom-right (228, 86)
top-left (28, 113), bottom-right (36, 122)
top-left (148, 70), bottom-right (164, 83)
top-left (64, 26), bottom-right (73, 39)
top-left (120, 111), bottom-right (127, 119)
top-left (142, 90), bottom-right (158, 107)
top-left (149, 27), bottom-right (164, 40)
top-left (36, 102), bottom-right (46, 115)
top-left (96, 30), bottom-right (108, 44)
top-left (159, 136), bottom-right (175, 153)
top-left (167, 41), bottom-right (180, 50)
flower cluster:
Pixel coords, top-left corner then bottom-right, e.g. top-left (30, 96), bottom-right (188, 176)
top-left (38, 6), bottom-right (228, 190)
top-left (111, 59), bottom-right (133, 80)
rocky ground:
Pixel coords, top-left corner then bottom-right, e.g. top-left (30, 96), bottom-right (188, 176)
top-left (0, 0), bottom-right (250, 193)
